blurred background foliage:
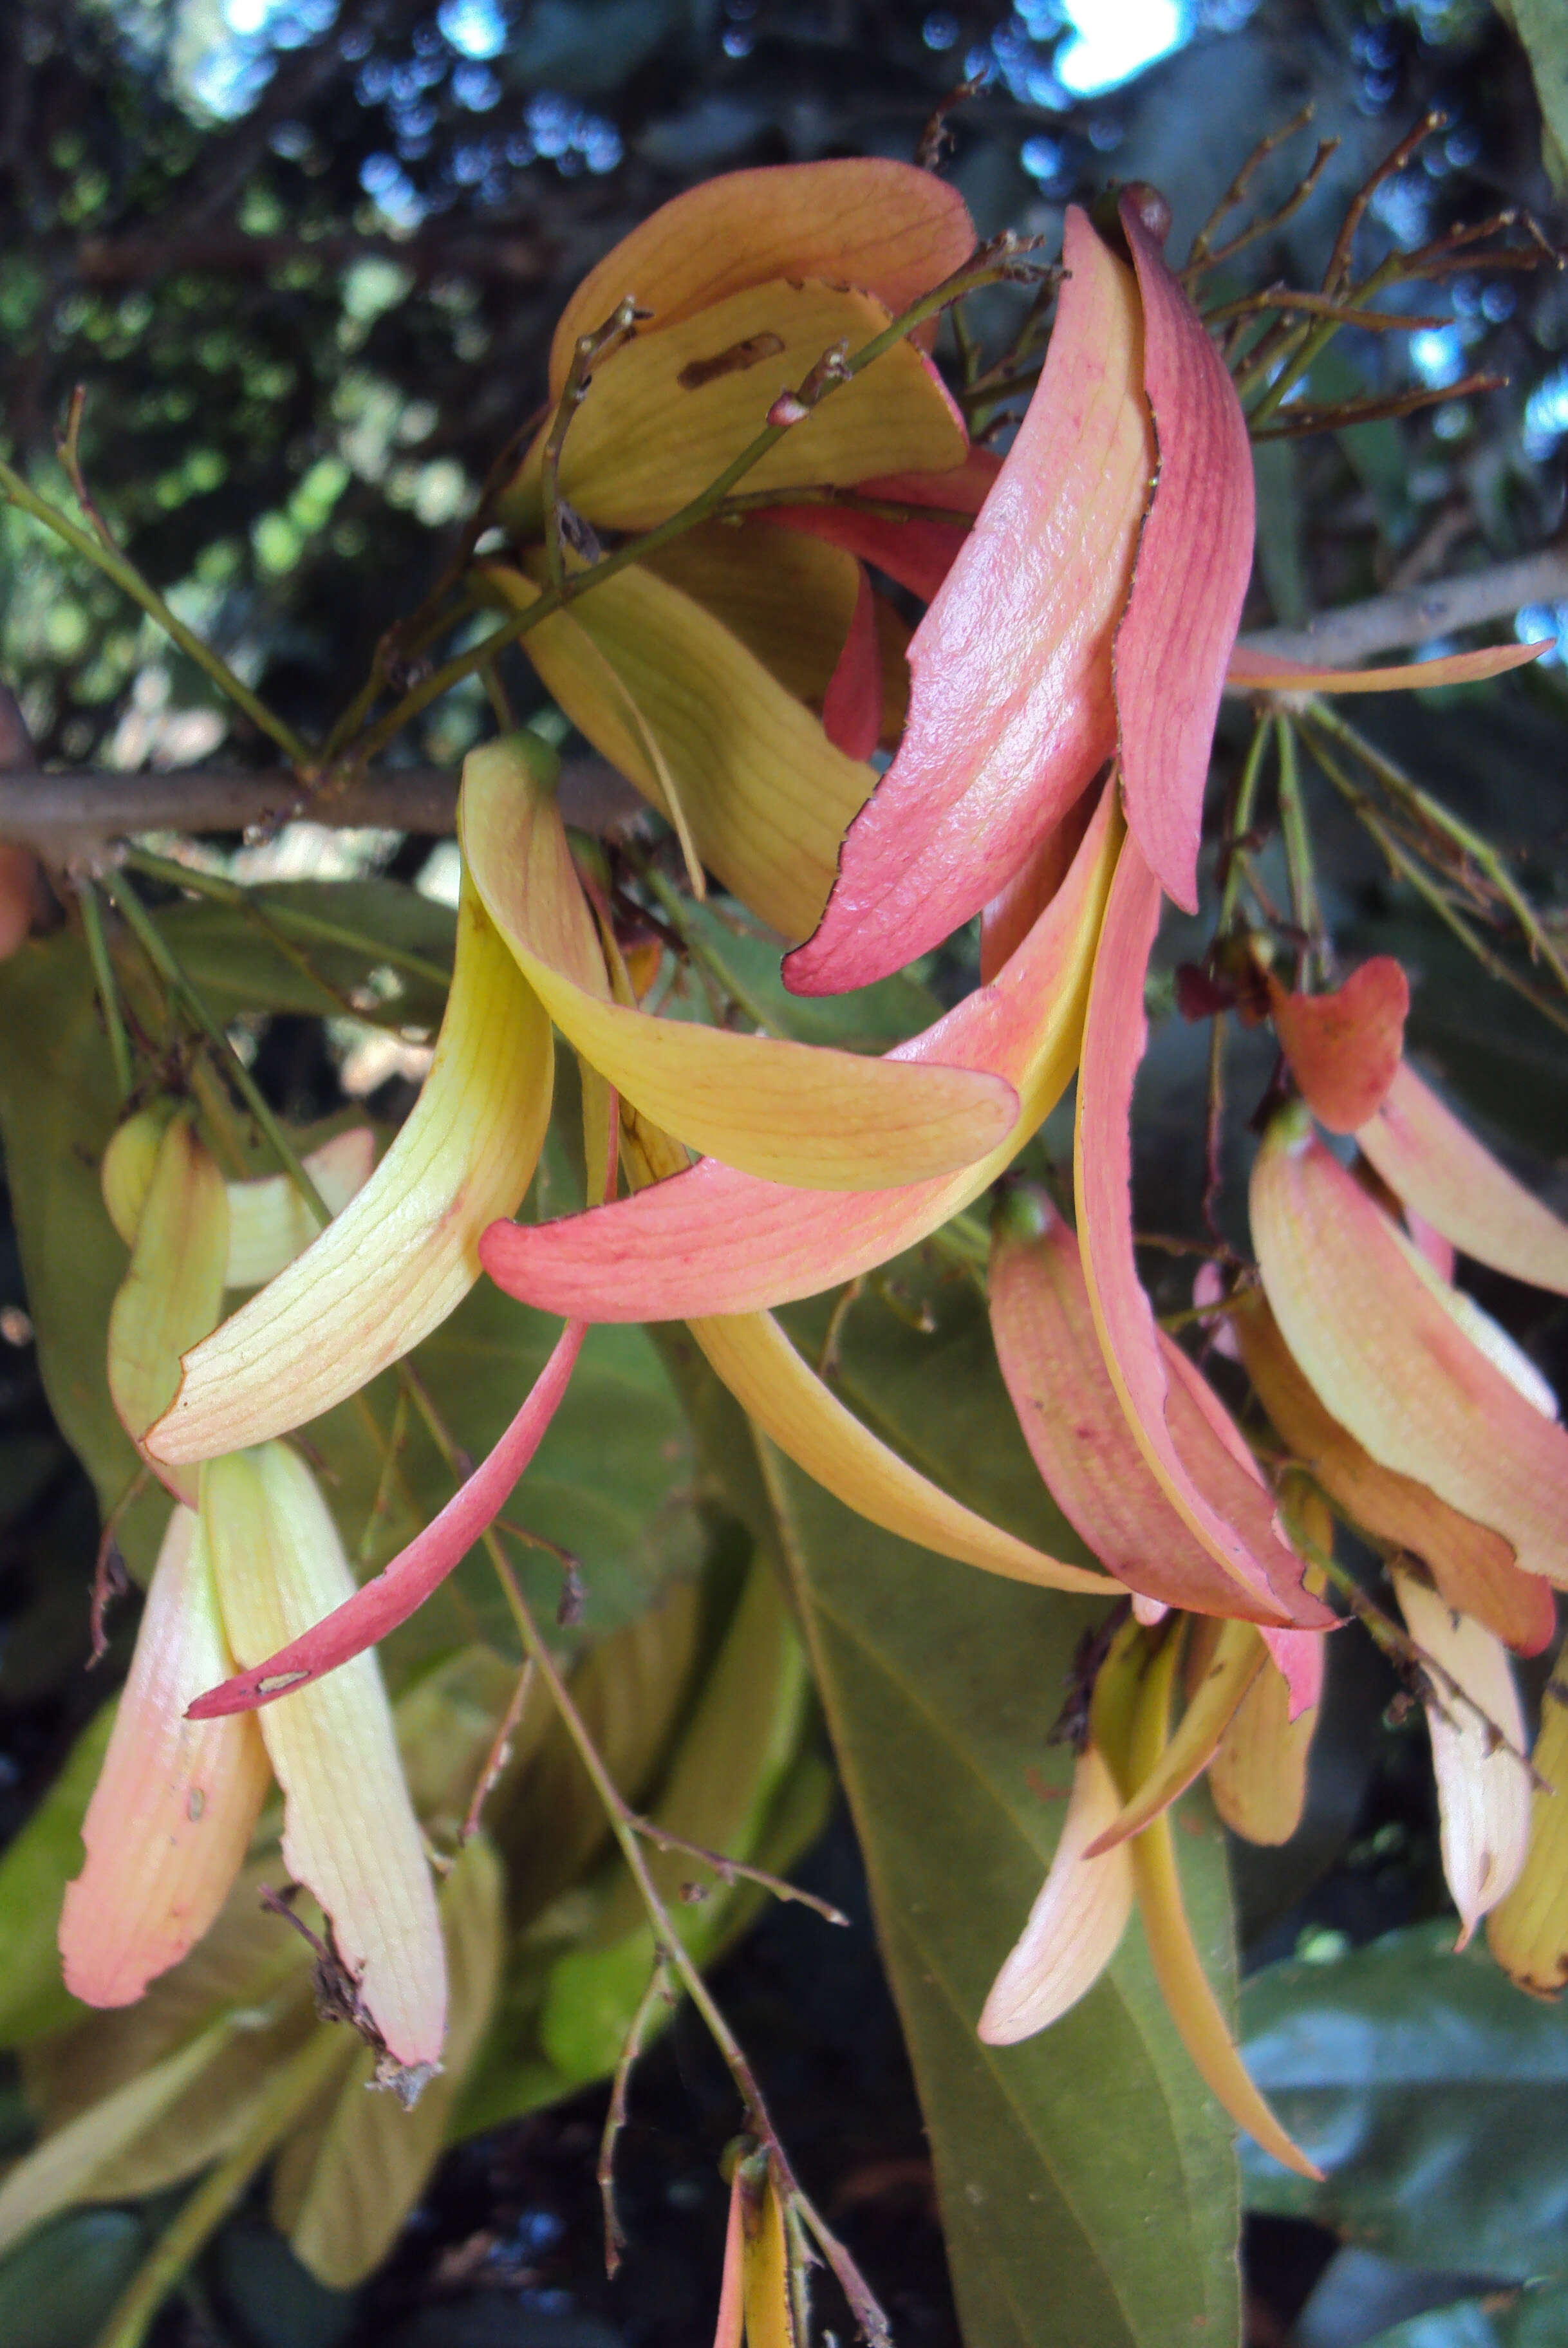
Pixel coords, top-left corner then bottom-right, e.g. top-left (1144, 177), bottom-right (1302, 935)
top-left (4, 4), bottom-right (1568, 2347)
top-left (3, 0), bottom-right (1568, 779)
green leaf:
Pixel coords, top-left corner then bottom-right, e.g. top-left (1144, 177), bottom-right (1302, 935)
top-left (1252, 438), bottom-right (1309, 630)
top-left (22, 1858), bottom-right (320, 2209)
top-left (162, 882), bottom-right (455, 1032)
top-left (1364, 2280), bottom-right (1568, 2347)
top-left (1240, 1922), bottom-right (1568, 2280)
top-left (0, 1702), bottom-right (114, 2047)
top-left (792, 1276), bottom-right (1101, 1566)
top-left (674, 1274), bottom-right (1240, 2348)
top-left (0, 2209), bottom-right (149, 2348)
top-left (397, 1278), bottom-right (702, 1660)
top-left (1495, 1), bottom-right (1568, 192)
top-left (0, 2017), bottom-right (236, 2254)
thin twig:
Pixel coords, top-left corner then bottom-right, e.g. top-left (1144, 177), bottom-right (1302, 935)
top-left (1302, 725), bottom-right (1568, 1038)
top-left (55, 385), bottom-right (119, 556)
top-left (1202, 1011), bottom-right (1229, 1242)
top-left (626, 850), bottom-right (788, 1037)
top-left (1203, 286), bottom-right (1447, 331)
top-left (630, 1814), bottom-right (850, 1928)
top-left (479, 1540), bottom-right (890, 2342)
top-left (1252, 370), bottom-right (1506, 440)
top-left (541, 297), bottom-right (642, 593)
top-left (0, 452), bottom-right (312, 768)
top-left (1204, 720), bottom-right (1274, 1235)
top-left (77, 876), bottom-right (135, 1103)
top-left (598, 1959), bottom-right (674, 2277)
top-left (1184, 105), bottom-right (1323, 272)
top-left (1274, 716), bottom-right (1324, 980)
top-left (1192, 138), bottom-right (1342, 282)
top-left (1325, 111), bottom-right (1446, 295)
top-left (462, 1659), bottom-right (536, 1845)
top-left (98, 873), bottom-right (334, 1220)
top-left (1309, 702), bottom-right (1568, 996)
top-left (357, 1383), bottom-right (410, 1567)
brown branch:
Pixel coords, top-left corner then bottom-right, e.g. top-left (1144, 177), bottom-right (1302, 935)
top-left (1, 547), bottom-right (1560, 858)
top-left (0, 755), bottom-right (641, 861)
top-left (1239, 546), bottom-right (1568, 669)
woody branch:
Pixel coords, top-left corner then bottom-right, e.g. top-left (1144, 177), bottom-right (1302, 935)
top-left (1, 548), bottom-right (1564, 860)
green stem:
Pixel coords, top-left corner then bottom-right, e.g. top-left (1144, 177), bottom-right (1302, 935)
top-left (1218, 718), bottom-right (1273, 933)
top-left (99, 872), bottom-right (334, 1219)
top-left (483, 1536), bottom-right (889, 2342)
top-left (0, 456), bottom-right (313, 768)
top-left (1242, 245), bottom-right (1411, 424)
top-left (91, 2030), bottom-right (349, 2348)
top-left (541, 299), bottom-right (640, 595)
top-left (1302, 725), bottom-right (1568, 1041)
top-left (713, 485), bottom-right (956, 524)
top-left (351, 255), bottom-right (1033, 765)
top-left (319, 589), bottom-right (482, 765)
top-left (79, 878), bottom-right (135, 1103)
top-left (1310, 702), bottom-right (1568, 1000)
top-left (1274, 715), bottom-right (1323, 977)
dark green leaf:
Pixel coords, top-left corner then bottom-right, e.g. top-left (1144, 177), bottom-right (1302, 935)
top-left (673, 1278), bottom-right (1240, 2348)
top-left (1364, 2279), bottom-right (1568, 2347)
top-left (0, 2208), bottom-right (148, 2348)
top-left (0, 1702), bottom-right (113, 2047)
top-left (163, 884), bottom-right (455, 1032)
top-left (1495, 1), bottom-right (1568, 192)
top-left (1240, 1923), bottom-right (1568, 2280)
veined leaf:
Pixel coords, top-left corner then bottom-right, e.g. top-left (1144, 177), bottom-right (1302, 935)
top-left (757, 1440), bottom-right (1240, 2348)
top-left (1241, 1923), bottom-right (1568, 2279)
top-left (669, 1301), bottom-right (1239, 2348)
top-left (0, 1704), bottom-right (114, 2048)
